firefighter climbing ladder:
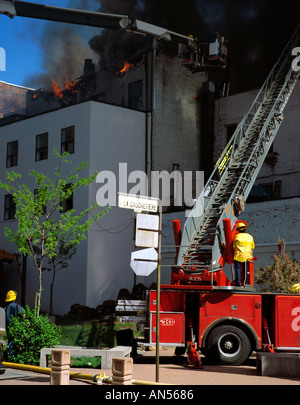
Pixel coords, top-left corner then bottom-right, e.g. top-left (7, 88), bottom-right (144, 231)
top-left (177, 24), bottom-right (300, 273)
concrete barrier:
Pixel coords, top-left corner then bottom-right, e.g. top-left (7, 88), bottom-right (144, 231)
top-left (0, 308), bottom-right (6, 332)
top-left (40, 345), bottom-right (131, 369)
top-left (256, 352), bottom-right (300, 378)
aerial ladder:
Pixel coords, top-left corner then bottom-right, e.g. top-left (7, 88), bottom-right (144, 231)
top-left (174, 24), bottom-right (300, 289)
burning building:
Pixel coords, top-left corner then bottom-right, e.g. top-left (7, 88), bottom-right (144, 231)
top-left (0, 37), bottom-right (227, 314)
top-left (0, 2), bottom-right (230, 314)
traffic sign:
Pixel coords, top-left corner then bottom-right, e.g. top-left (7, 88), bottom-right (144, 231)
top-left (130, 248), bottom-right (158, 276)
top-left (135, 213), bottom-right (159, 248)
top-left (118, 193), bottom-right (159, 213)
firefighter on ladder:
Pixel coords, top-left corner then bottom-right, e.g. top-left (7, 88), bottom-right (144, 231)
top-left (233, 223), bottom-right (255, 286)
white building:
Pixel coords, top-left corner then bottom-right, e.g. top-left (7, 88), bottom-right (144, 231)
top-left (0, 100), bottom-right (149, 314)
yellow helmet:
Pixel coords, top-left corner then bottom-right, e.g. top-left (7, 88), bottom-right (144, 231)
top-left (5, 290), bottom-right (17, 302)
top-left (291, 283), bottom-right (300, 293)
top-left (236, 222), bottom-right (247, 230)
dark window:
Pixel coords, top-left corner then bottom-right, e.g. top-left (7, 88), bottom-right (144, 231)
top-left (35, 133), bottom-right (48, 161)
top-left (61, 126), bottom-right (75, 154)
top-left (226, 124), bottom-right (237, 143)
top-left (60, 184), bottom-right (73, 212)
top-left (128, 80), bottom-right (143, 109)
top-left (4, 194), bottom-right (16, 220)
top-left (6, 141), bottom-right (18, 168)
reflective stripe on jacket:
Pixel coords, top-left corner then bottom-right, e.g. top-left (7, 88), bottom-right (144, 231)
top-left (233, 232), bottom-right (255, 262)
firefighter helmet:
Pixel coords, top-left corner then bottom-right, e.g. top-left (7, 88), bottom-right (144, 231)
top-left (5, 290), bottom-right (17, 302)
top-left (236, 222), bottom-right (247, 230)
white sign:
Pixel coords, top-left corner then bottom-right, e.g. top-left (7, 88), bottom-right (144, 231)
top-left (130, 248), bottom-right (158, 276)
top-left (135, 213), bottom-right (159, 248)
top-left (118, 193), bottom-right (158, 213)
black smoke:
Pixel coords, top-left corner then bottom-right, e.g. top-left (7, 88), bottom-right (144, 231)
top-left (88, 0), bottom-right (300, 92)
top-left (25, 0), bottom-right (300, 93)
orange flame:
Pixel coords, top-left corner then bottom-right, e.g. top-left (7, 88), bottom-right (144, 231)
top-left (52, 78), bottom-right (77, 99)
top-left (120, 61), bottom-right (133, 73)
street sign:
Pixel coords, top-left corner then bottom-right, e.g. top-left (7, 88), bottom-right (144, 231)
top-left (135, 213), bottom-right (159, 248)
top-left (130, 248), bottom-right (158, 276)
top-left (118, 193), bottom-right (159, 213)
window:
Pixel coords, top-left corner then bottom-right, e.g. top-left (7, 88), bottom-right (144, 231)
top-left (60, 184), bottom-right (73, 212)
top-left (226, 124), bottom-right (237, 143)
top-left (61, 126), bottom-right (75, 154)
top-left (35, 133), bottom-right (48, 161)
top-left (128, 80), bottom-right (143, 109)
top-left (4, 194), bottom-right (16, 220)
top-left (6, 141), bottom-right (18, 168)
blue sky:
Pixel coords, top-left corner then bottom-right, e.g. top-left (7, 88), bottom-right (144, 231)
top-left (0, 0), bottom-right (98, 88)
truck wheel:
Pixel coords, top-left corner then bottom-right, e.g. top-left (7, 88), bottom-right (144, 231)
top-left (207, 325), bottom-right (251, 365)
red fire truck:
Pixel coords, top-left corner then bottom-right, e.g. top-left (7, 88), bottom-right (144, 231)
top-left (146, 219), bottom-right (300, 366)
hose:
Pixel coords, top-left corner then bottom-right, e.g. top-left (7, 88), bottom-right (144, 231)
top-left (3, 362), bottom-right (108, 384)
top-left (3, 362), bottom-right (173, 385)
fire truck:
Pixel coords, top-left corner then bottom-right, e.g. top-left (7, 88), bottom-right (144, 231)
top-left (146, 24), bottom-right (300, 366)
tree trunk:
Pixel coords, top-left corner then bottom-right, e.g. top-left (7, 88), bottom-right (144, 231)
top-left (36, 266), bottom-right (42, 317)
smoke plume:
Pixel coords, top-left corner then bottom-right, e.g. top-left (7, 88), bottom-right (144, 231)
top-left (25, 0), bottom-right (300, 92)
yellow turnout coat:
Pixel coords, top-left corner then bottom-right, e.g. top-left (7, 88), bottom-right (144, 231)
top-left (233, 232), bottom-right (255, 262)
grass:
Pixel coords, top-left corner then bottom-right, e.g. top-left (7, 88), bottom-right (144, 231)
top-left (56, 315), bottom-right (142, 348)
top-left (48, 315), bottom-right (143, 368)
top-left (70, 356), bottom-right (102, 368)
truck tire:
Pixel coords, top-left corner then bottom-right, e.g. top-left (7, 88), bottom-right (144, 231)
top-left (206, 324), bottom-right (251, 365)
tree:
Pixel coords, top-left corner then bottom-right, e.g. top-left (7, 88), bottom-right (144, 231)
top-left (0, 149), bottom-right (109, 315)
top-left (255, 239), bottom-right (300, 293)
top-left (44, 240), bottom-right (77, 315)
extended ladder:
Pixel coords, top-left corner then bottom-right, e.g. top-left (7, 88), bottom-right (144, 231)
top-left (177, 24), bottom-right (300, 273)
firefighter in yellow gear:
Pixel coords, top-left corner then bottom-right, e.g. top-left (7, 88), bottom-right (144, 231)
top-left (233, 223), bottom-right (255, 286)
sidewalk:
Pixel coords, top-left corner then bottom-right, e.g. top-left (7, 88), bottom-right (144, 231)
top-left (1, 348), bottom-right (300, 386)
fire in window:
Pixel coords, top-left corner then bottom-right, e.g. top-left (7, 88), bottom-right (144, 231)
top-left (61, 126), bottom-right (75, 154)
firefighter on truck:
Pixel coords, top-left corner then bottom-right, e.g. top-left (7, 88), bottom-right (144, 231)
top-left (233, 223), bottom-right (255, 287)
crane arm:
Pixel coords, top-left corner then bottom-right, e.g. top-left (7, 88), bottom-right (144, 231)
top-left (0, 0), bottom-right (193, 42)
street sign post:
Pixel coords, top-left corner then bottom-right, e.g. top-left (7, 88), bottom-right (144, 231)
top-left (130, 247), bottom-right (158, 276)
top-left (118, 193), bottom-right (159, 213)
top-left (135, 213), bottom-right (159, 248)
top-left (118, 192), bottom-right (162, 382)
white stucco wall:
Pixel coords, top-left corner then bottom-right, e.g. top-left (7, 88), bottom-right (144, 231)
top-left (86, 101), bottom-right (146, 309)
top-left (0, 100), bottom-right (147, 315)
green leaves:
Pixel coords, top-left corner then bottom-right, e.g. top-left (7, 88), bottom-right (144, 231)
top-left (6, 306), bottom-right (61, 365)
top-left (0, 149), bottom-right (109, 313)
top-left (255, 239), bottom-right (300, 293)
